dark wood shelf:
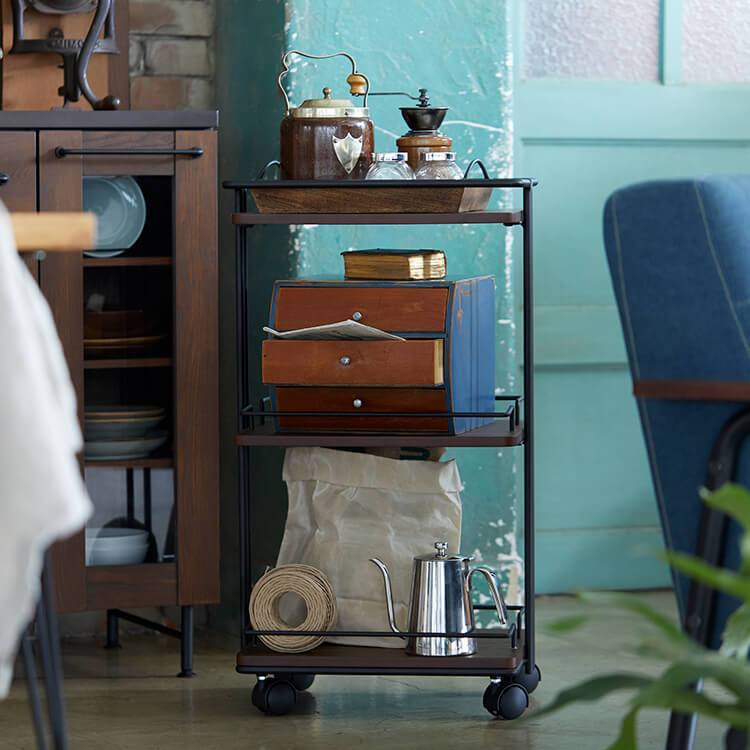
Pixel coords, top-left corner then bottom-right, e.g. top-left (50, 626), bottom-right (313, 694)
top-left (236, 635), bottom-right (524, 675)
top-left (84, 457), bottom-right (173, 469)
top-left (233, 210), bottom-right (523, 227)
top-left (83, 257), bottom-right (173, 267)
top-left (234, 420), bottom-right (524, 448)
top-left (84, 357), bottom-right (173, 370)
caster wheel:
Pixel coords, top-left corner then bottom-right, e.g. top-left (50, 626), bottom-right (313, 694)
top-left (483, 682), bottom-right (529, 720)
top-left (252, 677), bottom-right (296, 715)
top-left (288, 673), bottom-right (315, 691)
top-left (725, 727), bottom-right (748, 750)
top-left (512, 664), bottom-right (541, 694)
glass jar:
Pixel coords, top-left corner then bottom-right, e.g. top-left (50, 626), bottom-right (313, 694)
top-left (365, 152), bottom-right (415, 180)
top-left (414, 152), bottom-right (464, 180)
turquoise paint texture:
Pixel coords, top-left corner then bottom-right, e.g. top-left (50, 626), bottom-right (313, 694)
top-left (215, 0), bottom-right (522, 628)
top-left (284, 0), bottom-right (522, 609)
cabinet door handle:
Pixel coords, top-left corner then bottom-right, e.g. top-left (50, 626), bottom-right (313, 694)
top-left (0, 173), bottom-right (9, 185)
top-left (54, 146), bottom-right (204, 159)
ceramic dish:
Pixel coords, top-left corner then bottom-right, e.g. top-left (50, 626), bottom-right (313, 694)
top-left (84, 432), bottom-right (169, 461)
top-left (83, 333), bottom-right (165, 356)
top-left (82, 175), bottom-right (147, 257)
top-left (83, 415), bottom-right (165, 441)
top-left (85, 404), bottom-right (165, 419)
top-left (85, 528), bottom-right (150, 566)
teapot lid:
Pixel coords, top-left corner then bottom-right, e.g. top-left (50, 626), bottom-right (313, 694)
top-left (414, 541), bottom-right (473, 562)
top-left (290, 87), bottom-right (370, 119)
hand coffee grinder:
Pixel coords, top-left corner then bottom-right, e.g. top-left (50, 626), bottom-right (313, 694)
top-left (351, 85), bottom-right (451, 171)
top-left (9, 0), bottom-right (120, 109)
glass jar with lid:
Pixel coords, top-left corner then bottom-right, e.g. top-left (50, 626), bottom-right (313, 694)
top-left (365, 152), bottom-right (415, 180)
top-left (414, 152), bottom-right (464, 180)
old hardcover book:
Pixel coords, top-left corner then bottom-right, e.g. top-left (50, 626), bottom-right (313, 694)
top-left (341, 249), bottom-right (447, 280)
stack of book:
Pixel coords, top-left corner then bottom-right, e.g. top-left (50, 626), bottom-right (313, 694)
top-left (341, 249), bottom-right (447, 280)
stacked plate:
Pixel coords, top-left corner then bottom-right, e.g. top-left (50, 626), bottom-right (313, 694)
top-left (82, 176), bottom-right (147, 258)
top-left (86, 528), bottom-right (150, 566)
top-left (84, 405), bottom-right (168, 460)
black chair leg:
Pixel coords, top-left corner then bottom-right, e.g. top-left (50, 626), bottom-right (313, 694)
top-left (665, 406), bottom-right (750, 750)
top-left (36, 551), bottom-right (69, 750)
top-left (22, 627), bottom-right (48, 750)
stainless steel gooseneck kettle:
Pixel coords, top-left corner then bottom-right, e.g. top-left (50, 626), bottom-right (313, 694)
top-left (370, 541), bottom-right (510, 656)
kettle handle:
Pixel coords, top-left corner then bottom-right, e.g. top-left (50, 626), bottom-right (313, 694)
top-left (469, 567), bottom-right (509, 628)
top-left (278, 50), bottom-right (370, 113)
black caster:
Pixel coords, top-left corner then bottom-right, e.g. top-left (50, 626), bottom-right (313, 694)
top-left (512, 664), bottom-right (541, 694)
top-left (287, 673), bottom-right (315, 691)
top-left (483, 681), bottom-right (529, 719)
top-left (252, 677), bottom-right (296, 715)
top-left (725, 727), bottom-right (748, 750)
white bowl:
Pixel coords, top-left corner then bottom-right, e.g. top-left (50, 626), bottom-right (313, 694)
top-left (86, 528), bottom-right (149, 546)
top-left (85, 528), bottom-right (150, 566)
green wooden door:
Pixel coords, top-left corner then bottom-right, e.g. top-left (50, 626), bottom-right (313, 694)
top-left (514, 0), bottom-right (750, 592)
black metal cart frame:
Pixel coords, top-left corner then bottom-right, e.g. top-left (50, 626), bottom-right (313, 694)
top-left (224, 177), bottom-right (537, 715)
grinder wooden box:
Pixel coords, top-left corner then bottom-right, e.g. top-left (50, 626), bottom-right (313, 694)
top-left (262, 276), bottom-right (495, 434)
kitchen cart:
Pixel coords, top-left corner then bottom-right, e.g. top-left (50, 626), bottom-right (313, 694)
top-left (224, 177), bottom-right (538, 718)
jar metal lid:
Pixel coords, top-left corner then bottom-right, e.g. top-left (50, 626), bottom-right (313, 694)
top-left (421, 152), bottom-right (456, 162)
top-left (372, 152), bottom-right (408, 162)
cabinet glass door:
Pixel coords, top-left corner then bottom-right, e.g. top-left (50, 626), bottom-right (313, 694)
top-left (82, 171), bottom-right (175, 568)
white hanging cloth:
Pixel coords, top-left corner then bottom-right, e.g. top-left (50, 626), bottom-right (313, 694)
top-left (0, 203), bottom-right (91, 698)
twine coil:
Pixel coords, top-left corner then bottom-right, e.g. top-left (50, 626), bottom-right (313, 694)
top-left (248, 564), bottom-right (338, 653)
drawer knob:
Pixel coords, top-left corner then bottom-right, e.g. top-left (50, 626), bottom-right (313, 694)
top-left (352, 398), bottom-right (363, 408)
top-left (351, 311), bottom-right (363, 321)
top-left (339, 356), bottom-right (351, 366)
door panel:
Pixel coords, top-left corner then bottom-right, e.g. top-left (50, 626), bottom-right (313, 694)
top-left (0, 131), bottom-right (37, 277)
top-left (515, 1), bottom-right (750, 592)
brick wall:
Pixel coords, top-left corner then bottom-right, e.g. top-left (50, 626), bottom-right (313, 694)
top-left (128, 0), bottom-right (215, 110)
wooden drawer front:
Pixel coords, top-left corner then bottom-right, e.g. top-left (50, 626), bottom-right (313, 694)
top-left (273, 286), bottom-right (449, 332)
top-left (274, 387), bottom-right (450, 432)
top-left (263, 340), bottom-right (443, 386)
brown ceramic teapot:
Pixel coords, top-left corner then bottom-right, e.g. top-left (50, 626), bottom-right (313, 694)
top-left (278, 50), bottom-right (374, 180)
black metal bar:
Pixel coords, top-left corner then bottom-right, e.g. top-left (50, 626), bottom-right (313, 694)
top-left (241, 409), bottom-right (514, 418)
top-left (223, 178), bottom-right (538, 189)
top-left (243, 625), bottom-right (516, 639)
top-left (666, 405), bottom-right (750, 750)
top-left (178, 606), bottom-right (195, 678)
top-left (55, 146), bottom-right (203, 159)
top-left (522, 183), bottom-right (536, 675)
top-left (37, 554), bottom-right (68, 750)
top-left (237, 664), bottom-right (521, 677)
top-left (108, 609), bottom-right (181, 639)
top-left (22, 628), bottom-right (48, 750)
top-left (126, 468), bottom-right (134, 523)
top-left (104, 610), bottom-right (120, 649)
top-left (143, 468), bottom-right (152, 534)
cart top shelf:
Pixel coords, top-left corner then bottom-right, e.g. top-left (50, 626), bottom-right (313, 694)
top-left (232, 210), bottom-right (524, 226)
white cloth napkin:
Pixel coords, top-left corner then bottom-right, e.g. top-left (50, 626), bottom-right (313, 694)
top-left (0, 204), bottom-right (91, 697)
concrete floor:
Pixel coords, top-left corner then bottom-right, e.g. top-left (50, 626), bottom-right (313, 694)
top-left (0, 592), bottom-right (726, 750)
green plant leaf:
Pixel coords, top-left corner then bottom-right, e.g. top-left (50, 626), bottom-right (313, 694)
top-left (530, 674), bottom-right (653, 722)
top-left (545, 614), bottom-right (592, 633)
top-left (578, 590), bottom-right (689, 644)
top-left (720, 603), bottom-right (750, 659)
top-left (701, 484), bottom-right (750, 531)
top-left (663, 551), bottom-right (750, 602)
top-left (606, 710), bottom-right (638, 750)
top-left (700, 484), bottom-right (750, 576)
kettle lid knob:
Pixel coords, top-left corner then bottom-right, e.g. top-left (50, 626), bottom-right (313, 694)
top-left (434, 541), bottom-right (448, 557)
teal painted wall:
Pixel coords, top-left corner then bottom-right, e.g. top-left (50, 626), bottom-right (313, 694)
top-left (215, 0), bottom-right (520, 630)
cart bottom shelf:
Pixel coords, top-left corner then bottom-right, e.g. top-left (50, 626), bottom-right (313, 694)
top-left (236, 635), bottom-right (525, 676)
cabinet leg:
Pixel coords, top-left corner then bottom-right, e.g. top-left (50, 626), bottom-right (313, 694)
top-left (105, 610), bottom-right (120, 649)
top-left (22, 627), bottom-right (47, 750)
top-left (178, 606), bottom-right (195, 678)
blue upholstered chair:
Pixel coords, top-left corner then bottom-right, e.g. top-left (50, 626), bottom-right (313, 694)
top-left (603, 175), bottom-right (750, 750)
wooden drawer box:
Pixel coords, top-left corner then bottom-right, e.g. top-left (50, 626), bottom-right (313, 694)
top-left (264, 277), bottom-right (495, 434)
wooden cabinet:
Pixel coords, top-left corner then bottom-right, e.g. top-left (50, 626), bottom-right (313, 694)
top-left (0, 112), bottom-right (219, 668)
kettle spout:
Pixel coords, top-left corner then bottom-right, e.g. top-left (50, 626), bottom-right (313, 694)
top-left (369, 558), bottom-right (404, 637)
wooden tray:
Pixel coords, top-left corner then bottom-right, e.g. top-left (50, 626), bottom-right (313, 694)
top-left (250, 182), bottom-right (493, 214)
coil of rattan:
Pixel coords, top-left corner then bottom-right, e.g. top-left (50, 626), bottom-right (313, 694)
top-left (248, 564), bottom-right (338, 653)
